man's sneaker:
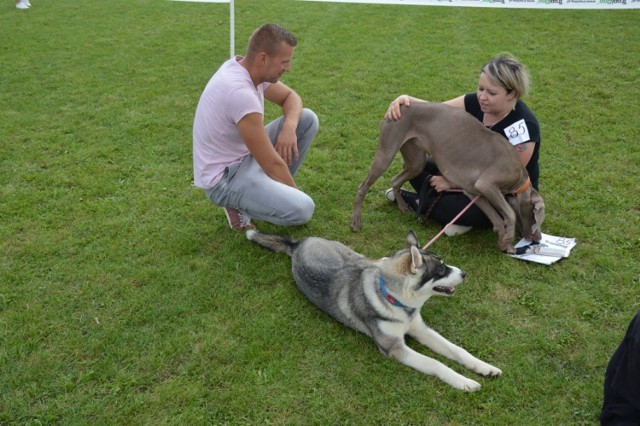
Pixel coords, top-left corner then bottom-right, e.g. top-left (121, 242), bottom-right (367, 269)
top-left (223, 207), bottom-right (255, 231)
top-left (16, 1), bottom-right (29, 9)
top-left (444, 224), bottom-right (472, 237)
top-left (385, 188), bottom-right (419, 211)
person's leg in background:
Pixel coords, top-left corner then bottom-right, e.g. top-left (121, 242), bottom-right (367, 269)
top-left (601, 311), bottom-right (640, 425)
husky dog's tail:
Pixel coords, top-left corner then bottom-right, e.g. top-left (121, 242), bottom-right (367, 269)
top-left (246, 230), bottom-right (299, 257)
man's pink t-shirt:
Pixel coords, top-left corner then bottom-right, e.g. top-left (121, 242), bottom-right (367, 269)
top-left (193, 56), bottom-right (270, 189)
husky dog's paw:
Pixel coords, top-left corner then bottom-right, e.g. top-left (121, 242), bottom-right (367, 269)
top-left (485, 365), bottom-right (502, 377)
top-left (458, 377), bottom-right (482, 392)
top-left (473, 361), bottom-right (503, 378)
top-left (444, 371), bottom-right (482, 392)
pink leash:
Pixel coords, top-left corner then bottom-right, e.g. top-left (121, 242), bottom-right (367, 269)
top-left (422, 194), bottom-right (480, 251)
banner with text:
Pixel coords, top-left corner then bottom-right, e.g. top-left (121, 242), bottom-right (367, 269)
top-left (303, 0), bottom-right (639, 9)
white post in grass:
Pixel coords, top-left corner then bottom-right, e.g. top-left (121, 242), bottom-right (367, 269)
top-left (230, 0), bottom-right (234, 58)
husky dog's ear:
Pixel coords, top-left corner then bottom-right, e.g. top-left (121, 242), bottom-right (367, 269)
top-left (406, 230), bottom-right (420, 249)
top-left (410, 246), bottom-right (423, 274)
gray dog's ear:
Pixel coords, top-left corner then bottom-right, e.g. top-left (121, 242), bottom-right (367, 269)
top-left (406, 230), bottom-right (420, 248)
top-left (410, 246), bottom-right (423, 274)
top-left (531, 191), bottom-right (545, 224)
top-left (534, 200), bottom-right (545, 225)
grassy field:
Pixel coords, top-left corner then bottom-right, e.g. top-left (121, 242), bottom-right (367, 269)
top-left (1, 0), bottom-right (639, 424)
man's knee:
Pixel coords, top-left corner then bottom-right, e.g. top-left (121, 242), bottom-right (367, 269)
top-left (300, 108), bottom-right (319, 136)
top-left (289, 195), bottom-right (315, 225)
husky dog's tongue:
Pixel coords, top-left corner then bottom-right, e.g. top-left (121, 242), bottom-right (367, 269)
top-left (434, 286), bottom-right (455, 295)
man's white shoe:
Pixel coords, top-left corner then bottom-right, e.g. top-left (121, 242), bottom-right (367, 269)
top-left (16, 1), bottom-right (29, 9)
top-left (444, 224), bottom-right (472, 237)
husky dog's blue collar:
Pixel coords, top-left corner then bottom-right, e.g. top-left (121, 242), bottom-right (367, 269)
top-left (379, 276), bottom-right (413, 313)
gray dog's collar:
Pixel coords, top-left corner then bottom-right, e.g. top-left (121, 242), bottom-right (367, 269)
top-left (510, 177), bottom-right (531, 195)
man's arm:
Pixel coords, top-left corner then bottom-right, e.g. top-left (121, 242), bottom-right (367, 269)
top-left (237, 112), bottom-right (297, 188)
top-left (265, 81), bottom-right (302, 165)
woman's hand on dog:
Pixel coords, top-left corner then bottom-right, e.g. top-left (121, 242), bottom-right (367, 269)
top-left (385, 95), bottom-right (412, 121)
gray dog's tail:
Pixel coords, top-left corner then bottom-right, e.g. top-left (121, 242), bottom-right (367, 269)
top-left (246, 229), bottom-right (299, 257)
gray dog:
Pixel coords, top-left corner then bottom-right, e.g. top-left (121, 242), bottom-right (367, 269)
top-left (351, 102), bottom-right (544, 253)
top-left (247, 229), bottom-right (502, 391)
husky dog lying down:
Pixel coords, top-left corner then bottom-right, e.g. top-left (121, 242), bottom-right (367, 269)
top-left (247, 229), bottom-right (502, 391)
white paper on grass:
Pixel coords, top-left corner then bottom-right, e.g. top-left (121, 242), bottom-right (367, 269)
top-left (509, 233), bottom-right (577, 265)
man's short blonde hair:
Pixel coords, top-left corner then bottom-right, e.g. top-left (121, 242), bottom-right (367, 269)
top-left (247, 23), bottom-right (297, 58)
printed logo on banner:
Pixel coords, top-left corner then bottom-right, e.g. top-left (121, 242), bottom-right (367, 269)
top-left (299, 0), bottom-right (640, 11)
top-left (598, 0), bottom-right (627, 4)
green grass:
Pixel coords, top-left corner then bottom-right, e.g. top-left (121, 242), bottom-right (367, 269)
top-left (2, 0), bottom-right (639, 424)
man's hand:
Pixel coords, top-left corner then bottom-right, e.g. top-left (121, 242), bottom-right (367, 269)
top-left (274, 125), bottom-right (299, 166)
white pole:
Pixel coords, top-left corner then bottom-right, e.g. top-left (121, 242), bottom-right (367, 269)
top-left (229, 0), bottom-right (235, 58)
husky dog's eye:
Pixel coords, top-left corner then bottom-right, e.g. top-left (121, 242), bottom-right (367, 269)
top-left (436, 261), bottom-right (448, 278)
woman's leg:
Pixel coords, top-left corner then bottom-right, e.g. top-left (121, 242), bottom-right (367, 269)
top-left (410, 158), bottom-right (491, 228)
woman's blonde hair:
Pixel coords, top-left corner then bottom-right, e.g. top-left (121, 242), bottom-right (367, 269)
top-left (481, 53), bottom-right (530, 98)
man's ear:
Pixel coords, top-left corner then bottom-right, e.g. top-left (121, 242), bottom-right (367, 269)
top-left (256, 51), bottom-right (268, 64)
